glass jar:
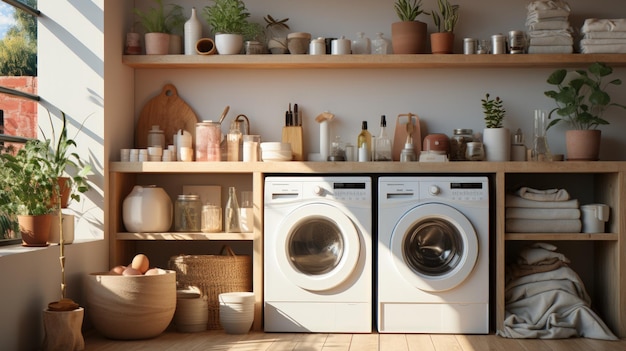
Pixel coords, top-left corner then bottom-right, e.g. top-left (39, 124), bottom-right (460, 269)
top-left (201, 204), bottom-right (222, 233)
top-left (450, 129), bottom-right (474, 161)
top-left (174, 194), bottom-right (202, 231)
top-left (371, 32), bottom-right (388, 54)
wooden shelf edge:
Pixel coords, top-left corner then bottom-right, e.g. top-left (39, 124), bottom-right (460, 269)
top-left (505, 233), bottom-right (618, 241)
top-left (123, 53), bottom-right (626, 69)
top-left (116, 232), bottom-right (254, 240)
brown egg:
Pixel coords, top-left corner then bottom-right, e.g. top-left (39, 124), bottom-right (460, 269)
top-left (122, 267), bottom-right (142, 276)
top-left (109, 265), bottom-right (126, 275)
top-left (130, 254), bottom-right (150, 274)
top-left (144, 268), bottom-right (161, 276)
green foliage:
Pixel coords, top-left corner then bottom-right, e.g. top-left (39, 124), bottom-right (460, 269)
top-left (482, 93), bottom-right (506, 129)
top-left (203, 0), bottom-right (258, 36)
top-left (0, 0), bottom-right (37, 76)
top-left (394, 0), bottom-right (427, 22)
top-left (544, 62), bottom-right (626, 130)
top-left (133, 0), bottom-right (185, 34)
top-left (431, 0), bottom-right (459, 32)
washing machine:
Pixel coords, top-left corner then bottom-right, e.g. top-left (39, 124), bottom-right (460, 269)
top-left (264, 176), bottom-right (372, 333)
top-left (377, 176), bottom-right (489, 334)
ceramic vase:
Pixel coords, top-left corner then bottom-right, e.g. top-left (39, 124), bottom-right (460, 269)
top-left (566, 129), bottom-right (601, 161)
top-left (122, 185), bottom-right (172, 232)
top-left (482, 128), bottom-right (511, 161)
top-left (144, 32), bottom-right (170, 55)
top-left (184, 7), bottom-right (202, 55)
top-left (391, 21), bottom-right (427, 54)
top-left (215, 33), bottom-right (243, 55)
top-left (42, 307), bottom-right (85, 351)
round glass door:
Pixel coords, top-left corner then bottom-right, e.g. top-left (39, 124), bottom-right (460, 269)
top-left (391, 203), bottom-right (478, 292)
top-left (275, 203), bottom-right (361, 291)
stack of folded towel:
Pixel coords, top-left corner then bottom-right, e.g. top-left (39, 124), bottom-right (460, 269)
top-left (526, 0), bottom-right (574, 53)
top-left (505, 187), bottom-right (581, 233)
top-left (580, 18), bottom-right (626, 53)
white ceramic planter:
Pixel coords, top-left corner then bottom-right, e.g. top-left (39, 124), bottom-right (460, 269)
top-left (482, 128), bottom-right (511, 161)
top-left (215, 33), bottom-right (243, 55)
top-left (122, 185), bottom-right (172, 232)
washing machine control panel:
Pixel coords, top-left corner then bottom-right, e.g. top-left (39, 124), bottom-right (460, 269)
top-left (421, 181), bottom-right (488, 202)
top-left (311, 182), bottom-right (370, 202)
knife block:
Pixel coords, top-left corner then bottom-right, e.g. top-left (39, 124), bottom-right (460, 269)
top-left (282, 126), bottom-right (303, 161)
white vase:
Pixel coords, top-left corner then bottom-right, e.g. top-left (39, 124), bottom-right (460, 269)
top-left (122, 185), bottom-right (172, 232)
top-left (184, 7), bottom-right (202, 55)
top-left (215, 33), bottom-right (243, 55)
top-left (482, 127), bottom-right (511, 161)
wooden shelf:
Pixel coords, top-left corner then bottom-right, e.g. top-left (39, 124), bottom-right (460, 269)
top-left (116, 232), bottom-right (254, 241)
top-left (123, 53), bottom-right (626, 69)
top-left (505, 233), bottom-right (618, 241)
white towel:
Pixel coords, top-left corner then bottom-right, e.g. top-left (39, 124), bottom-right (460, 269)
top-left (581, 38), bottom-right (626, 45)
top-left (527, 19), bottom-right (571, 31)
top-left (528, 29), bottom-right (572, 38)
top-left (515, 187), bottom-right (570, 201)
top-left (506, 219), bottom-right (581, 233)
top-left (580, 44), bottom-right (626, 54)
top-left (584, 31), bottom-right (626, 39)
top-left (506, 207), bottom-right (580, 220)
top-left (527, 0), bottom-right (571, 12)
top-left (527, 10), bottom-right (571, 22)
top-left (505, 194), bottom-right (579, 208)
top-left (529, 36), bottom-right (573, 46)
top-left (528, 45), bottom-right (573, 54)
top-left (516, 244), bottom-right (570, 265)
top-left (582, 18), bottom-right (626, 33)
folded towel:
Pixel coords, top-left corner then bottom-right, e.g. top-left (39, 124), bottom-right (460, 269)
top-left (527, 10), bottom-right (571, 22)
top-left (506, 194), bottom-right (579, 208)
top-left (581, 38), bottom-right (626, 45)
top-left (582, 18), bottom-right (626, 33)
top-left (527, 0), bottom-right (571, 12)
top-left (527, 45), bottom-right (573, 54)
top-left (506, 219), bottom-right (581, 233)
top-left (515, 187), bottom-right (570, 201)
top-left (527, 19), bottom-right (571, 31)
top-left (584, 31), bottom-right (626, 39)
top-left (529, 36), bottom-right (573, 46)
top-left (506, 207), bottom-right (580, 219)
top-left (580, 44), bottom-right (626, 53)
top-left (528, 29), bottom-right (572, 38)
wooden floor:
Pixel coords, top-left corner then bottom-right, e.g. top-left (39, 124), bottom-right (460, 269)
top-left (84, 330), bottom-right (626, 351)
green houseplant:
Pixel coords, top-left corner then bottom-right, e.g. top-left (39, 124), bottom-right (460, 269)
top-left (430, 0), bottom-right (459, 54)
top-left (392, 0), bottom-right (429, 54)
top-left (203, 0), bottom-right (260, 54)
top-left (133, 0), bottom-right (185, 54)
top-left (544, 62), bottom-right (626, 160)
top-left (481, 93), bottom-right (510, 161)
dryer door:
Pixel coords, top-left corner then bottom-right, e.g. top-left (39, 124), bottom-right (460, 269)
top-left (275, 203), bottom-right (361, 292)
top-left (390, 203), bottom-right (479, 292)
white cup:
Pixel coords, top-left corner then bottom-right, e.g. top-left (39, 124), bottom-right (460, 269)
top-left (581, 203), bottom-right (610, 233)
top-left (331, 36), bottom-right (351, 55)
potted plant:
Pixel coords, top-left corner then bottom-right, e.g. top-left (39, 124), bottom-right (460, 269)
top-left (392, 0), bottom-right (429, 54)
top-left (133, 0), bottom-right (185, 54)
top-left (265, 14), bottom-right (289, 54)
top-left (481, 93), bottom-right (510, 161)
top-left (430, 0), bottom-right (459, 54)
top-left (544, 62), bottom-right (626, 161)
top-left (203, 0), bottom-right (259, 55)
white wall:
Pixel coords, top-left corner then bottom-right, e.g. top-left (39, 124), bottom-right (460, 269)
top-left (132, 0), bottom-right (626, 160)
top-left (0, 1), bottom-right (108, 349)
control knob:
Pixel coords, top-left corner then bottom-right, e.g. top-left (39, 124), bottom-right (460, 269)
top-left (429, 185), bottom-right (441, 196)
top-left (314, 185), bottom-right (324, 196)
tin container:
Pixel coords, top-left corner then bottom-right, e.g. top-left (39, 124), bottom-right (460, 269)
top-left (491, 34), bottom-right (506, 54)
top-left (508, 30), bottom-right (526, 54)
top-left (463, 38), bottom-right (477, 54)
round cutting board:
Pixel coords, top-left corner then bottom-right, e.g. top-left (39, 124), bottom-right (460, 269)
top-left (135, 84), bottom-right (198, 148)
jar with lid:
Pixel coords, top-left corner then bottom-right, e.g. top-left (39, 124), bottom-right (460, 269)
top-left (371, 33), bottom-right (388, 54)
top-left (450, 129), bottom-right (474, 161)
top-left (147, 125), bottom-right (165, 148)
top-left (175, 194), bottom-right (202, 231)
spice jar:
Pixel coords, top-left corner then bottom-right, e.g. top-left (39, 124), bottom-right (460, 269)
top-left (450, 129), bottom-right (474, 161)
top-left (201, 204), bottom-right (222, 233)
top-left (175, 194), bottom-right (202, 231)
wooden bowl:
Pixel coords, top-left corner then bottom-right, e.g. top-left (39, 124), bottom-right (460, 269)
top-left (85, 269), bottom-right (176, 340)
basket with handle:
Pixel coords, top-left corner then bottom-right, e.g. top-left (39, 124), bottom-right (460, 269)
top-left (168, 245), bottom-right (252, 329)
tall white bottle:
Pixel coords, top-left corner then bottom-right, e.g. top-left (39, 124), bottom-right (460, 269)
top-left (184, 7), bottom-right (202, 55)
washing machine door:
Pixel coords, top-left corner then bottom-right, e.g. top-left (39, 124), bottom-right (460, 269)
top-left (390, 203), bottom-right (479, 292)
top-left (275, 203), bottom-right (361, 292)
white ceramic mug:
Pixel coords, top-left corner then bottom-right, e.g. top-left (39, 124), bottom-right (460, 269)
top-left (581, 203), bottom-right (610, 233)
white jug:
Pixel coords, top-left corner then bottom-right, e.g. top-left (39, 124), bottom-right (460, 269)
top-left (123, 185), bottom-right (173, 232)
top-left (581, 203), bottom-right (609, 233)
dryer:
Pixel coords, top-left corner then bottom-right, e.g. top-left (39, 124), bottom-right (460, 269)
top-left (377, 176), bottom-right (489, 334)
top-left (264, 176), bottom-right (372, 333)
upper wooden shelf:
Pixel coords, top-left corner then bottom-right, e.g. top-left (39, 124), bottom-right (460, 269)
top-left (122, 53), bottom-right (626, 69)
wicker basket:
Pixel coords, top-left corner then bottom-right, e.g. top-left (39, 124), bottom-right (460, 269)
top-left (168, 245), bottom-right (252, 329)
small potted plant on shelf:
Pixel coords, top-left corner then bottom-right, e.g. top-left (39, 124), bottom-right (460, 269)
top-left (203, 0), bottom-right (260, 55)
top-left (392, 0), bottom-right (429, 54)
top-left (544, 62), bottom-right (626, 161)
top-left (481, 93), bottom-right (510, 161)
top-left (133, 0), bottom-right (185, 54)
top-left (430, 0), bottom-right (459, 54)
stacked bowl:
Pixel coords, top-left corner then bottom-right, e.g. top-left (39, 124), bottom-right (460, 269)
top-left (173, 289), bottom-right (208, 333)
top-left (218, 292), bottom-right (255, 334)
top-left (260, 142), bottom-right (292, 162)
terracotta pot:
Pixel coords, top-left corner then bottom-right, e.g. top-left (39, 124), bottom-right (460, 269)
top-left (18, 214), bottom-right (52, 247)
top-left (51, 176), bottom-right (71, 209)
top-left (391, 21), bottom-right (427, 54)
top-left (566, 129), bottom-right (601, 161)
top-left (42, 307), bottom-right (85, 351)
top-left (144, 32), bottom-right (170, 55)
top-left (430, 32), bottom-right (455, 54)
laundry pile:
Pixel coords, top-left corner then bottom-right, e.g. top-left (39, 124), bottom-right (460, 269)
top-left (580, 18), bottom-right (626, 53)
top-left (505, 187), bottom-right (581, 233)
top-left (526, 0), bottom-right (574, 54)
top-left (498, 243), bottom-right (617, 340)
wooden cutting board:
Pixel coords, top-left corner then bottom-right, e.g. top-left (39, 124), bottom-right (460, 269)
top-left (135, 84), bottom-right (199, 148)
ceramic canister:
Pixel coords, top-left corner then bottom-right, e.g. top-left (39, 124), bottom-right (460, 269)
top-left (331, 36), bottom-right (351, 55)
top-left (123, 185), bottom-right (173, 232)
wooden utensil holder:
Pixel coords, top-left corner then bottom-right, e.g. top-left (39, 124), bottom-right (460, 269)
top-left (282, 126), bottom-right (303, 161)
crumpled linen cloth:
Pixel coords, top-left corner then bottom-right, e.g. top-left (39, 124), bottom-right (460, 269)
top-left (582, 18), bottom-right (626, 33)
top-left (515, 187), bottom-right (571, 202)
top-left (498, 244), bottom-right (617, 340)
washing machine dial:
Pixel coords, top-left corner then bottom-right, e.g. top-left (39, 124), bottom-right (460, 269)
top-left (313, 185), bottom-right (325, 196)
top-left (428, 185), bottom-right (441, 196)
